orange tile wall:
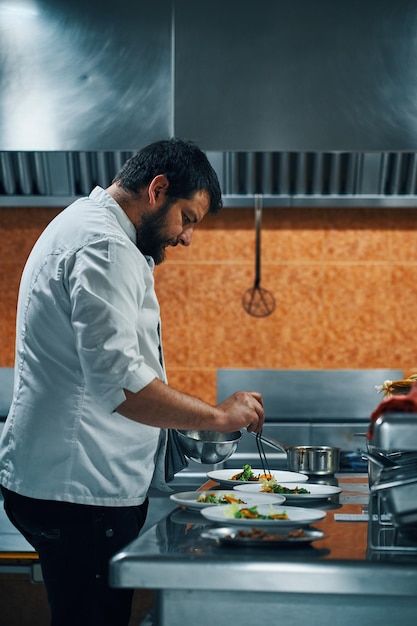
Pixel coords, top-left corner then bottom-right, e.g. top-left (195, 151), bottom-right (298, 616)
top-left (1, 205), bottom-right (416, 404)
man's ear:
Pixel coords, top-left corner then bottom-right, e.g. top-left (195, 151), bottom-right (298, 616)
top-left (148, 175), bottom-right (169, 205)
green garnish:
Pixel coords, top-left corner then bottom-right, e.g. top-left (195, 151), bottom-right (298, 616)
top-left (232, 464), bottom-right (256, 481)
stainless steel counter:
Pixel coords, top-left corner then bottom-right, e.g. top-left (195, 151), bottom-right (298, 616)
top-left (110, 474), bottom-right (417, 626)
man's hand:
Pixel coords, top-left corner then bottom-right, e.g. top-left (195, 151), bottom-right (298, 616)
top-left (216, 391), bottom-right (265, 433)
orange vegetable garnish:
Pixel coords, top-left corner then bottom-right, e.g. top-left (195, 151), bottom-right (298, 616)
top-left (239, 508), bottom-right (259, 518)
top-left (224, 495), bottom-right (242, 503)
top-left (259, 473), bottom-right (273, 480)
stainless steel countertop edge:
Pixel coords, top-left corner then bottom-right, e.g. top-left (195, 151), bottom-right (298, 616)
top-left (109, 556), bottom-right (417, 595)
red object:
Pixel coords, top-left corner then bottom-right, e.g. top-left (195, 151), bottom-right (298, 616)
top-left (368, 381), bottom-right (417, 439)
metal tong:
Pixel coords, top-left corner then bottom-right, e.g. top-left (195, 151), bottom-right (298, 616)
top-left (255, 430), bottom-right (272, 477)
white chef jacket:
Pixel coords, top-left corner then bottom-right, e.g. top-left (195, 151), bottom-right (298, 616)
top-left (0, 186), bottom-right (170, 505)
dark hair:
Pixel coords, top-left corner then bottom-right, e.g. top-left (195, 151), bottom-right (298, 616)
top-left (113, 138), bottom-right (223, 214)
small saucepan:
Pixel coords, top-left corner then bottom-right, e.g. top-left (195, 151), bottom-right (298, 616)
top-left (252, 432), bottom-right (340, 476)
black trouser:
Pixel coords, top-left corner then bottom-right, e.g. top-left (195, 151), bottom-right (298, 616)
top-left (1, 486), bottom-right (148, 626)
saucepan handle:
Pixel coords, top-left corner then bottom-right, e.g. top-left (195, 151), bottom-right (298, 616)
top-left (248, 430), bottom-right (287, 453)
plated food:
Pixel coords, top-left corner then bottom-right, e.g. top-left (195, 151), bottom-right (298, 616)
top-left (200, 502), bottom-right (326, 527)
top-left (230, 464), bottom-right (273, 482)
top-left (201, 526), bottom-right (326, 546)
top-left (222, 503), bottom-right (290, 521)
top-left (207, 467), bottom-right (308, 488)
top-left (260, 481), bottom-right (311, 495)
top-left (233, 481), bottom-right (342, 502)
top-left (169, 490), bottom-right (285, 511)
top-left (196, 492), bottom-right (245, 505)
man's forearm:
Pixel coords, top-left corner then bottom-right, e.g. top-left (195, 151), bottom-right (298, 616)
top-left (116, 378), bottom-right (223, 430)
top-left (116, 378), bottom-right (265, 434)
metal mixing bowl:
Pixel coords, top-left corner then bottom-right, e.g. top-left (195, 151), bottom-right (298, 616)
top-left (175, 429), bottom-right (241, 464)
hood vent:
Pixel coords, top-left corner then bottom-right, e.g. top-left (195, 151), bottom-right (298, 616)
top-left (2, 1), bottom-right (417, 209)
top-left (1, 150), bottom-right (417, 208)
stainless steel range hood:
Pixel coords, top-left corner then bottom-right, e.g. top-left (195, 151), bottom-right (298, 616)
top-left (2, 149), bottom-right (417, 208)
top-left (2, 0), bottom-right (417, 208)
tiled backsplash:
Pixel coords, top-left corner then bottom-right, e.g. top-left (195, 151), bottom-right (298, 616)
top-left (1, 205), bottom-right (417, 405)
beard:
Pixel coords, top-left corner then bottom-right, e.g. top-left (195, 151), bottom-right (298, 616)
top-left (135, 199), bottom-right (175, 265)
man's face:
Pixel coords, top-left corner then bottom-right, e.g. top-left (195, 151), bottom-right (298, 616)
top-left (136, 190), bottom-right (210, 265)
top-left (135, 199), bottom-right (173, 265)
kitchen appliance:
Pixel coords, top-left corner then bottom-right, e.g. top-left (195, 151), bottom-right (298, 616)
top-left (217, 368), bottom-right (403, 473)
top-left (372, 461), bottom-right (417, 528)
top-left (3, 2), bottom-right (417, 209)
top-left (367, 412), bottom-right (417, 553)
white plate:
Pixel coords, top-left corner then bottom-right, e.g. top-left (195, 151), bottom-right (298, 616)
top-left (201, 526), bottom-right (326, 546)
top-left (200, 503), bottom-right (326, 527)
top-left (170, 490), bottom-right (285, 511)
top-left (207, 468), bottom-right (308, 488)
top-left (233, 482), bottom-right (342, 501)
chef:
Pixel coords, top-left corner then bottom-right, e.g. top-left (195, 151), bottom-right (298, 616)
top-left (0, 138), bottom-right (264, 626)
